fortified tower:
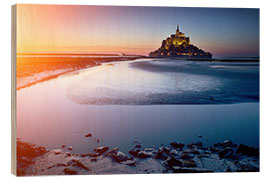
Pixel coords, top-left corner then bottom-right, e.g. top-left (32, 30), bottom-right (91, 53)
top-left (149, 23), bottom-right (212, 59)
top-left (171, 24), bottom-right (190, 46)
top-left (176, 23), bottom-right (180, 35)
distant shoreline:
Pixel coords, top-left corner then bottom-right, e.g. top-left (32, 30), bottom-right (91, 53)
top-left (189, 58), bottom-right (259, 63)
top-left (146, 57), bottom-right (259, 62)
top-left (16, 56), bottom-right (144, 90)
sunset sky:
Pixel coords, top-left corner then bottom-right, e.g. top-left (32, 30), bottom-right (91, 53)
top-left (17, 4), bottom-right (259, 57)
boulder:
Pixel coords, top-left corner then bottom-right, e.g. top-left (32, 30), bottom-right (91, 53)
top-left (187, 142), bottom-right (203, 149)
top-left (155, 147), bottom-right (170, 160)
top-left (219, 147), bottom-right (234, 158)
top-left (111, 151), bottom-right (130, 163)
top-left (63, 168), bottom-right (78, 175)
top-left (134, 144), bottom-right (142, 149)
top-left (85, 133), bottom-right (92, 138)
top-left (105, 147), bottom-right (119, 156)
top-left (223, 140), bottom-right (233, 147)
top-left (236, 144), bottom-right (259, 157)
top-left (52, 149), bottom-right (63, 155)
top-left (166, 156), bottom-right (182, 168)
top-left (17, 140), bottom-right (47, 159)
top-left (129, 148), bottom-right (154, 158)
top-left (65, 152), bottom-right (71, 157)
top-left (161, 147), bottom-right (171, 154)
top-left (94, 146), bottom-right (109, 154)
top-left (137, 151), bottom-right (153, 159)
top-left (170, 142), bottom-right (185, 150)
top-left (129, 148), bottom-right (140, 157)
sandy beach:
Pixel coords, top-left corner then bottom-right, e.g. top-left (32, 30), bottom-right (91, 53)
top-left (17, 54), bottom-right (143, 90)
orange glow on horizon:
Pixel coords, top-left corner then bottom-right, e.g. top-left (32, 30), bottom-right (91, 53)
top-left (16, 4), bottom-right (259, 57)
top-left (16, 4), bottom-right (157, 55)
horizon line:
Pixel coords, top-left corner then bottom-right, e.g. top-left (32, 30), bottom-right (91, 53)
top-left (16, 53), bottom-right (259, 59)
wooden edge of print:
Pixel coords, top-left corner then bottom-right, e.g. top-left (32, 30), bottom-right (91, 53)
top-left (11, 4), bottom-right (17, 176)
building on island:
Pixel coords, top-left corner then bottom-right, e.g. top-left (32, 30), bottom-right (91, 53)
top-left (149, 24), bottom-right (212, 59)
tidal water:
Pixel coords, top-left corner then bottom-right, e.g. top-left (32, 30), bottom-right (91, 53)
top-left (17, 58), bottom-right (259, 153)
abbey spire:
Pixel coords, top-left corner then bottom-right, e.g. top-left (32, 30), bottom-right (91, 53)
top-left (149, 23), bottom-right (212, 59)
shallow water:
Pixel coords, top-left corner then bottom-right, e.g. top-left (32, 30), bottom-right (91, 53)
top-left (63, 59), bottom-right (259, 105)
top-left (17, 58), bottom-right (259, 153)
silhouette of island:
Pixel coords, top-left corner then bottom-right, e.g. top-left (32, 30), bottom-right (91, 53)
top-left (149, 24), bottom-right (212, 59)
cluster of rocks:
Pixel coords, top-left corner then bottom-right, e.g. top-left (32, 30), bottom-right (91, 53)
top-left (16, 139), bottom-right (259, 176)
top-left (16, 139), bottom-right (47, 176)
top-left (127, 140), bottom-right (259, 173)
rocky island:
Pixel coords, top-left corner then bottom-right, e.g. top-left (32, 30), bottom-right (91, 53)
top-left (149, 24), bottom-right (212, 59)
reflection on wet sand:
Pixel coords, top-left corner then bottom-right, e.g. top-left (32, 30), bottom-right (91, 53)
top-left (17, 54), bottom-right (142, 90)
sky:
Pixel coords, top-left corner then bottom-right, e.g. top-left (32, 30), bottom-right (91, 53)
top-left (17, 4), bottom-right (259, 57)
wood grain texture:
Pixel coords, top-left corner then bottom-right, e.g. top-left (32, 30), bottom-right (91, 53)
top-left (11, 4), bottom-right (17, 176)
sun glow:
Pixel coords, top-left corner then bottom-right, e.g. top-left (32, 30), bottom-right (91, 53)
top-left (16, 4), bottom-right (259, 57)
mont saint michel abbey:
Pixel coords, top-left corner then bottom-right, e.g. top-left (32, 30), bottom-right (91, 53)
top-left (149, 24), bottom-right (212, 59)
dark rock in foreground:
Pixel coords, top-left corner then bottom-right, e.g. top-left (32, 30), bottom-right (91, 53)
top-left (85, 133), bottom-right (92, 138)
top-left (155, 147), bottom-right (170, 160)
top-left (166, 156), bottom-right (182, 167)
top-left (16, 140), bottom-right (47, 176)
top-left (110, 151), bottom-right (131, 163)
top-left (219, 147), bottom-right (234, 158)
top-left (63, 168), bottom-right (78, 175)
top-left (94, 146), bottom-right (109, 155)
top-left (236, 144), bottom-right (259, 156)
top-left (170, 142), bottom-right (185, 150)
